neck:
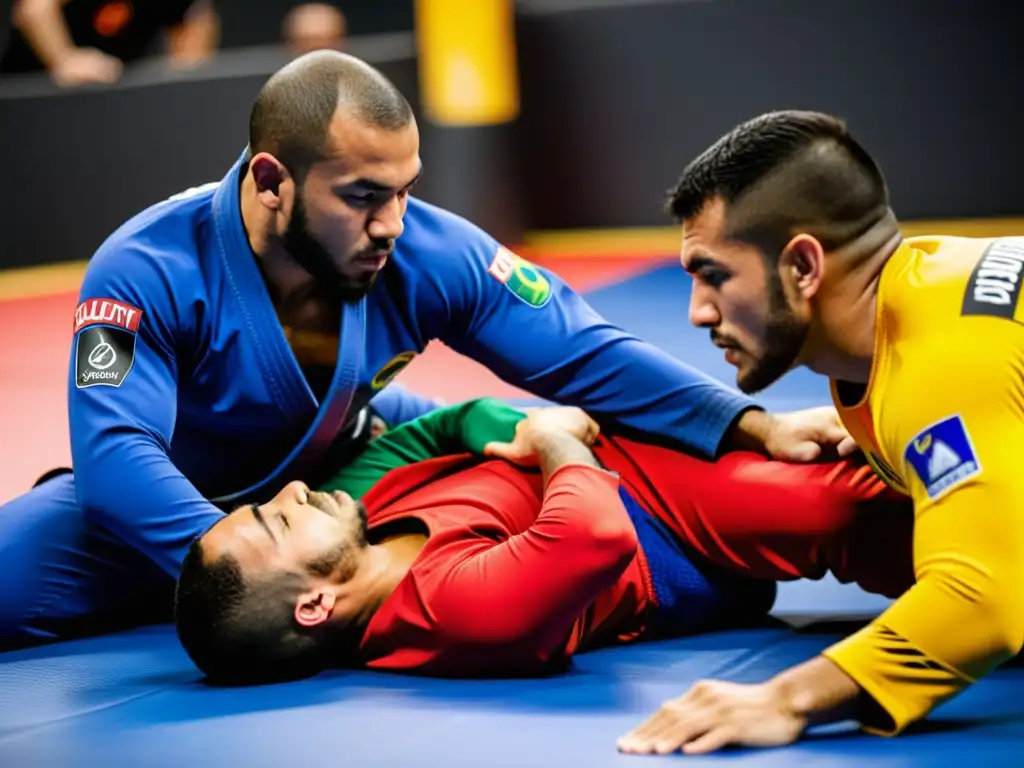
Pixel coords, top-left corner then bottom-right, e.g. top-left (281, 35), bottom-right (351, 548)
top-left (240, 170), bottom-right (274, 260)
top-left (802, 216), bottom-right (903, 384)
top-left (239, 171), bottom-right (312, 304)
top-left (329, 533), bottom-right (426, 633)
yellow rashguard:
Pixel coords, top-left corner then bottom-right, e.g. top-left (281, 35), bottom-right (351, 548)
top-left (825, 235), bottom-right (1024, 735)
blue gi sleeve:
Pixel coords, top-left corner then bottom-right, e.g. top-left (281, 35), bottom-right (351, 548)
top-left (68, 247), bottom-right (224, 577)
top-left (368, 382), bottom-right (443, 428)
top-left (413, 217), bottom-right (759, 458)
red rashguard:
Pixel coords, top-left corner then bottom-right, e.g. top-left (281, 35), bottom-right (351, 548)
top-left (354, 441), bottom-right (916, 677)
top-left (357, 458), bottom-right (646, 676)
top-left (594, 436), bottom-right (916, 599)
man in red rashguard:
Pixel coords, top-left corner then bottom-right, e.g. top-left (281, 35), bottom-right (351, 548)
top-left (173, 402), bottom-right (913, 684)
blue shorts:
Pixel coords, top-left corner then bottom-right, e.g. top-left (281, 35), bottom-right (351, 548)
top-left (619, 486), bottom-right (777, 640)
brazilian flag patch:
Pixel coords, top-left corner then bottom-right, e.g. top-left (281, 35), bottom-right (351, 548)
top-left (487, 247), bottom-right (552, 308)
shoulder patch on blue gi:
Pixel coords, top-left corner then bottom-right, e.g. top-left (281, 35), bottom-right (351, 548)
top-left (903, 415), bottom-right (981, 500)
top-left (486, 246), bottom-right (552, 308)
top-left (73, 298), bottom-right (143, 389)
top-left (372, 351), bottom-right (417, 390)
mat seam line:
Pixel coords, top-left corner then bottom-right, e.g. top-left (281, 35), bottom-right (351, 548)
top-left (705, 627), bottom-right (797, 679)
top-left (0, 684), bottom-right (178, 746)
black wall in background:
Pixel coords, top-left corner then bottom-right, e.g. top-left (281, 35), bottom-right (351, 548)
top-left (0, 43), bottom-right (424, 269)
top-left (514, 0), bottom-right (1024, 229)
top-left (2, 0), bottom-right (1023, 272)
top-left (0, 0), bottom-right (11, 61)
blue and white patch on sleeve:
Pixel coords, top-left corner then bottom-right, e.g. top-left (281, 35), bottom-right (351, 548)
top-left (903, 415), bottom-right (981, 500)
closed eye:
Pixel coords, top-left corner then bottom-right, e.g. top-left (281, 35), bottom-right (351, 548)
top-left (339, 170), bottom-right (421, 208)
top-left (698, 268), bottom-right (730, 288)
top-left (345, 191), bottom-right (379, 207)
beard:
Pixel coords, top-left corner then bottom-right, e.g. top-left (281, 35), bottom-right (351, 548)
top-left (283, 191), bottom-right (390, 305)
top-left (733, 269), bottom-right (810, 395)
top-left (305, 499), bottom-right (370, 581)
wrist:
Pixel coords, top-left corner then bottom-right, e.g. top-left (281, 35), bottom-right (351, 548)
top-left (769, 672), bottom-right (816, 723)
top-left (529, 426), bottom-right (578, 458)
top-left (768, 656), bottom-right (863, 726)
top-left (530, 428), bottom-right (599, 480)
top-left (726, 408), bottom-right (774, 454)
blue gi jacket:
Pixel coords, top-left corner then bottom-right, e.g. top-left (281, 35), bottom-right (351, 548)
top-left (68, 153), bottom-right (757, 576)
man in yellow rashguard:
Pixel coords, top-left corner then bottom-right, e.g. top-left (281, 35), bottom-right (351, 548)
top-left (617, 109), bottom-right (1024, 756)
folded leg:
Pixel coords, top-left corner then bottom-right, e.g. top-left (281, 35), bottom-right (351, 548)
top-left (0, 473), bottom-right (175, 650)
top-left (595, 436), bottom-right (915, 599)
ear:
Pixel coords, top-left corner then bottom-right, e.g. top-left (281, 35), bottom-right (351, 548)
top-left (779, 234), bottom-right (825, 300)
top-left (294, 588), bottom-right (336, 628)
top-left (249, 152), bottom-right (289, 212)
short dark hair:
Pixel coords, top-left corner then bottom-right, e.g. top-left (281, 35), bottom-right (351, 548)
top-left (248, 50), bottom-right (414, 180)
top-left (667, 110), bottom-right (891, 257)
top-left (174, 539), bottom-right (325, 685)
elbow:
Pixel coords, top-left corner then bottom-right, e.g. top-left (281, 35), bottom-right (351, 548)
top-left (74, 471), bottom-right (118, 527)
top-left (580, 515), bottom-right (639, 570)
top-left (986, 587), bottom-right (1024, 662)
top-left (548, 470), bottom-right (639, 567)
top-left (934, 564), bottom-right (1024, 667)
top-left (972, 595), bottom-right (1024, 672)
top-left (975, 565), bottom-right (1024, 660)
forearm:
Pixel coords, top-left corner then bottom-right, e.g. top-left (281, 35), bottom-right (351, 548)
top-left (73, 438), bottom-right (225, 576)
top-left (721, 408), bottom-right (773, 456)
top-left (789, 491), bottom-right (1024, 736)
top-left (13, 0), bottom-right (76, 67)
top-left (556, 338), bottom-right (759, 458)
top-left (434, 463), bottom-right (637, 646)
top-left (821, 577), bottom-right (1021, 735)
top-left (445, 265), bottom-right (760, 458)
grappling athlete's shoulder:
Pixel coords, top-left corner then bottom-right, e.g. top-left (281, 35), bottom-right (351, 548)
top-left (83, 181), bottom-right (219, 288)
top-left (883, 235), bottom-right (1024, 339)
top-left (398, 196), bottom-right (500, 260)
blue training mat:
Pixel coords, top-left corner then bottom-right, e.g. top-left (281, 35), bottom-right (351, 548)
top-left (1, 619), bottom-right (1023, 767)
top-left (4, 264), bottom-right (1021, 765)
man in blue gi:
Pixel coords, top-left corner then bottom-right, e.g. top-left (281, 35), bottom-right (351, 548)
top-left (0, 51), bottom-right (853, 651)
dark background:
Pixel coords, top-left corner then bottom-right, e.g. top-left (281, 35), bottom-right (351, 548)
top-left (1, 0), bottom-right (1022, 270)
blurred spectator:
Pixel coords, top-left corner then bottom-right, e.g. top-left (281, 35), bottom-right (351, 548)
top-left (210, 1), bottom-right (407, 51)
top-left (283, 2), bottom-right (345, 56)
top-left (1, 0), bottom-right (220, 86)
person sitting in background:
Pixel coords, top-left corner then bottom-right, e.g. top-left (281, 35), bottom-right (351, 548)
top-left (174, 399), bottom-right (915, 685)
top-left (1, 0), bottom-right (219, 85)
top-left (283, 2), bottom-right (345, 57)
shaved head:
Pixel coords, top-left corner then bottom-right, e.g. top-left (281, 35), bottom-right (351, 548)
top-left (248, 50), bottom-right (414, 181)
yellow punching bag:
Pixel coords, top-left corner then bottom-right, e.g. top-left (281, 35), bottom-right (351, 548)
top-left (411, 0), bottom-right (525, 244)
top-left (414, 0), bottom-right (520, 127)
